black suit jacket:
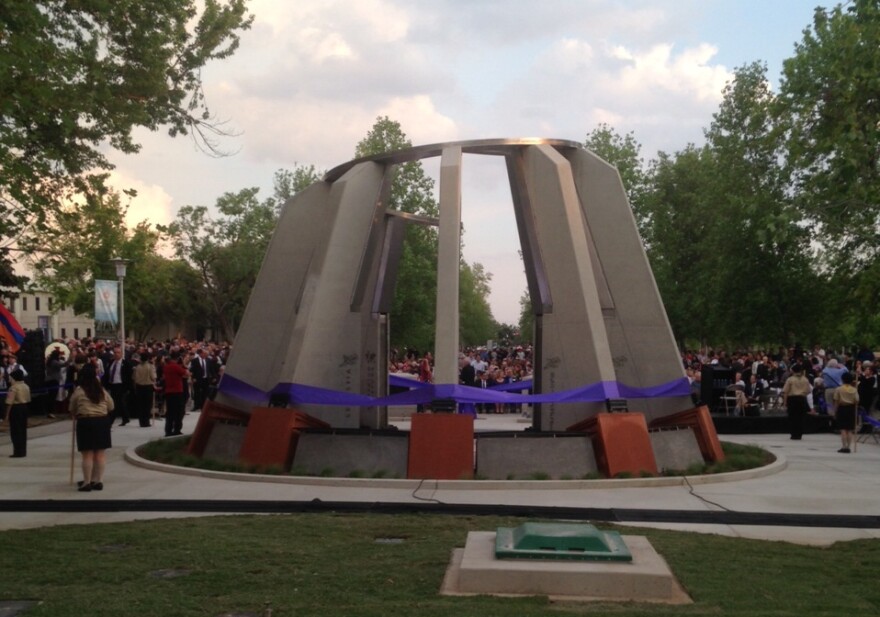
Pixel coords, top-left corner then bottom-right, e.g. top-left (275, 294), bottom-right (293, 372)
top-left (103, 358), bottom-right (133, 390)
top-left (460, 363), bottom-right (476, 386)
top-left (189, 356), bottom-right (213, 383)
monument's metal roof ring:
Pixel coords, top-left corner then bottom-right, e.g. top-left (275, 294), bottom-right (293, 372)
top-left (323, 137), bottom-right (583, 182)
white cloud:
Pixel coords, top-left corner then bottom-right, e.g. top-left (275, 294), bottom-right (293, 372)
top-left (100, 0), bottom-right (806, 326)
top-left (378, 96), bottom-right (459, 145)
top-left (105, 171), bottom-right (175, 229)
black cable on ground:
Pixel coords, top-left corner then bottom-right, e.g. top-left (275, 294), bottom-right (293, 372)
top-left (1, 499), bottom-right (878, 529)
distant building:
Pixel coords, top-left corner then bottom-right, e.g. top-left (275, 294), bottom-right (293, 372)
top-left (3, 291), bottom-right (94, 342)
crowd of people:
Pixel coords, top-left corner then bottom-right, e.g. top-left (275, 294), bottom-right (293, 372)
top-left (684, 344), bottom-right (878, 450)
top-left (4, 336), bottom-right (879, 475)
top-left (390, 345), bottom-right (535, 413)
top-left (1, 336), bottom-right (229, 489)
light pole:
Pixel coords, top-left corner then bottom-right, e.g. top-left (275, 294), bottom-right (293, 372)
top-left (109, 257), bottom-right (129, 344)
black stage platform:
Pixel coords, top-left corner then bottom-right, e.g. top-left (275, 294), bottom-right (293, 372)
top-left (711, 411), bottom-right (834, 435)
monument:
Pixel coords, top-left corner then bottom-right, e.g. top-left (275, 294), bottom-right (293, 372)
top-left (191, 138), bottom-right (721, 478)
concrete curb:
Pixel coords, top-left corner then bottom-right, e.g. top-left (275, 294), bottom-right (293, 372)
top-left (124, 440), bottom-right (787, 491)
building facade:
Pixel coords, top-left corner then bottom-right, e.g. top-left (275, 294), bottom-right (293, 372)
top-left (3, 292), bottom-right (95, 342)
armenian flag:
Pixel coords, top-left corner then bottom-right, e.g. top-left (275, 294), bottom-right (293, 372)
top-left (0, 303), bottom-right (25, 353)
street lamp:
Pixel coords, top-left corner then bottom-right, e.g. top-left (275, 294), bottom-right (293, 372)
top-left (109, 257), bottom-right (129, 344)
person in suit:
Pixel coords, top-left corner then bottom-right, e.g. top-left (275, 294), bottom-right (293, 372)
top-left (475, 370), bottom-right (490, 414)
top-left (458, 356), bottom-right (476, 415)
top-left (745, 373), bottom-right (766, 414)
top-left (102, 346), bottom-right (133, 426)
top-left (188, 347), bottom-right (212, 412)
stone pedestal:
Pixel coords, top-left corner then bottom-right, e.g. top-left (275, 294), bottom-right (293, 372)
top-left (442, 531), bottom-right (691, 603)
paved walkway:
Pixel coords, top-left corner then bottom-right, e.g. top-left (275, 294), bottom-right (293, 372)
top-left (1, 412), bottom-right (879, 545)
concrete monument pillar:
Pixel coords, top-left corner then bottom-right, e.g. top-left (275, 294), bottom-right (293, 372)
top-left (220, 138), bottom-right (689, 433)
top-left (521, 144), bottom-right (617, 429)
top-left (433, 146), bottom-right (463, 385)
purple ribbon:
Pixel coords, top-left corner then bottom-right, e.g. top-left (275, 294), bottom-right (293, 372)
top-left (218, 374), bottom-right (689, 407)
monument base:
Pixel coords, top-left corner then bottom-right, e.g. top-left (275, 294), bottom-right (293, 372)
top-left (441, 531), bottom-right (691, 604)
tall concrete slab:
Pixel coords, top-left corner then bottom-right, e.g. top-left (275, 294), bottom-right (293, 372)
top-left (434, 146), bottom-right (463, 385)
top-left (522, 144), bottom-right (617, 430)
top-left (565, 149), bottom-right (690, 420)
top-left (283, 162), bottom-right (388, 427)
top-left (219, 180), bottom-right (335, 408)
top-left (220, 162), bottom-right (387, 428)
top-left (219, 138), bottom-right (690, 445)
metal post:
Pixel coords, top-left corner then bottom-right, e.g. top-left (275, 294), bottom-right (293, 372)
top-left (110, 257), bottom-right (129, 344)
top-left (118, 273), bottom-right (125, 344)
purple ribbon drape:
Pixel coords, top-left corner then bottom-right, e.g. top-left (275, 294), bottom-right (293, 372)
top-left (218, 374), bottom-right (690, 407)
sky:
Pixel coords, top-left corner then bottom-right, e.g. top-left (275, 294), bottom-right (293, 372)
top-left (107, 0), bottom-right (823, 325)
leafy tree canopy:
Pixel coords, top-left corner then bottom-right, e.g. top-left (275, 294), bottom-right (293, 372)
top-left (355, 117), bottom-right (439, 353)
top-left (159, 167), bottom-right (317, 341)
top-left (0, 0), bottom-right (253, 281)
top-left (778, 0), bottom-right (880, 261)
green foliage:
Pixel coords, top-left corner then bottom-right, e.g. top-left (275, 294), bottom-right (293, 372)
top-left (640, 64), bottom-right (828, 347)
top-left (268, 165), bottom-right (322, 214)
top-left (157, 165), bottom-right (319, 341)
top-left (20, 180), bottom-right (205, 340)
top-left (778, 0), bottom-right (880, 261)
top-left (584, 123), bottom-right (649, 231)
top-left (22, 177), bottom-right (132, 315)
top-left (459, 262), bottom-right (496, 346)
top-left (702, 62), bottom-right (820, 345)
top-left (517, 290), bottom-right (534, 345)
top-left (127, 253), bottom-right (206, 341)
top-left (641, 145), bottom-right (715, 344)
top-left (355, 117), bottom-right (439, 353)
top-left (495, 322), bottom-right (521, 347)
top-left (160, 186), bottom-right (277, 341)
top-left (0, 0), bottom-right (253, 285)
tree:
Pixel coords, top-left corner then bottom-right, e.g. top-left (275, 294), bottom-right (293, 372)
top-left (702, 62), bottom-right (821, 345)
top-left (641, 63), bottom-right (827, 347)
top-left (21, 178), bottom-right (142, 316)
top-left (267, 165), bottom-right (322, 214)
top-left (21, 180), bottom-right (204, 340)
top-left (517, 291), bottom-right (534, 346)
top-left (778, 0), bottom-right (880, 261)
top-left (459, 262), bottom-right (496, 346)
top-left (161, 188), bottom-right (276, 341)
top-left (120, 252), bottom-right (206, 342)
top-left (641, 145), bottom-right (717, 345)
top-left (355, 117), bottom-right (439, 353)
top-left (0, 0), bottom-right (253, 281)
top-left (161, 165), bottom-right (322, 341)
top-left (584, 124), bottom-right (649, 231)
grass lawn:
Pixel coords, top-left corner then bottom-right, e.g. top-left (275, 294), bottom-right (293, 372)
top-left (2, 514), bottom-right (879, 616)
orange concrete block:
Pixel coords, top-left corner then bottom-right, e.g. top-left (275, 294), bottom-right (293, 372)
top-left (187, 400), bottom-right (250, 457)
top-left (239, 407), bottom-right (330, 469)
top-left (408, 413), bottom-right (474, 479)
top-left (649, 405), bottom-right (725, 462)
top-left (568, 412), bottom-right (658, 477)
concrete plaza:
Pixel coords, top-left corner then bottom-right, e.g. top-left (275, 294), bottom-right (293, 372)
top-left (1, 411), bottom-right (879, 546)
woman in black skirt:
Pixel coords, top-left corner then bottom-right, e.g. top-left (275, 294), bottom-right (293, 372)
top-left (68, 362), bottom-right (114, 492)
top-left (782, 363), bottom-right (811, 440)
top-left (833, 371), bottom-right (860, 453)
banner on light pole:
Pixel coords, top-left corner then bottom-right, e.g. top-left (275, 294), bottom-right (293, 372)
top-left (94, 279), bottom-right (118, 329)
